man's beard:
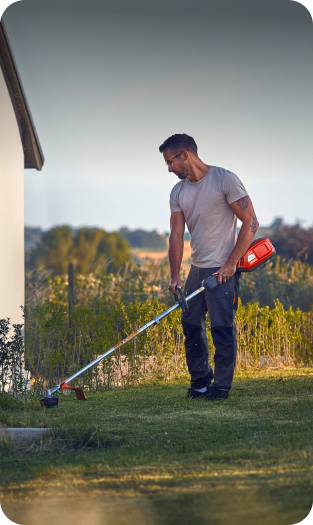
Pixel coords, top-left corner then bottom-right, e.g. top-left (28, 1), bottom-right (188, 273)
top-left (176, 172), bottom-right (188, 180)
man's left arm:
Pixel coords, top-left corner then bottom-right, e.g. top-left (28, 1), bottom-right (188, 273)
top-left (217, 195), bottom-right (259, 284)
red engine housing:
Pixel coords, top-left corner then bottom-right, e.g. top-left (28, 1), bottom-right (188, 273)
top-left (236, 237), bottom-right (276, 272)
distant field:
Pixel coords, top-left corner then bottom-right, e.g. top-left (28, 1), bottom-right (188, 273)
top-left (131, 241), bottom-right (191, 273)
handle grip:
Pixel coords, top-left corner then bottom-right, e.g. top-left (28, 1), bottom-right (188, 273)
top-left (202, 273), bottom-right (219, 290)
top-left (174, 287), bottom-right (189, 312)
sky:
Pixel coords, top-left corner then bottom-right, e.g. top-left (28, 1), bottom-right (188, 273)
top-left (1, 0), bottom-right (313, 233)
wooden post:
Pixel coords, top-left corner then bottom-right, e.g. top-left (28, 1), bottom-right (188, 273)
top-left (68, 263), bottom-right (74, 326)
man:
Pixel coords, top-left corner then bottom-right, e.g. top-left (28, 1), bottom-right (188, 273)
top-left (159, 134), bottom-right (259, 400)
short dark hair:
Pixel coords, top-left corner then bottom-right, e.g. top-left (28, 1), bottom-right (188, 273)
top-left (159, 134), bottom-right (198, 155)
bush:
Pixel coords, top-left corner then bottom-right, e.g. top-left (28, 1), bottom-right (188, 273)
top-left (270, 223), bottom-right (313, 264)
top-left (239, 256), bottom-right (313, 311)
top-left (24, 298), bottom-right (186, 392)
top-left (0, 318), bottom-right (28, 396)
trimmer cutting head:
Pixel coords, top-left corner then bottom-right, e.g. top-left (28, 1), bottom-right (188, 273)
top-left (40, 383), bottom-right (87, 408)
top-left (40, 390), bottom-right (59, 408)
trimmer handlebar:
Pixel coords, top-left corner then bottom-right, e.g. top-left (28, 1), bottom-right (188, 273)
top-left (174, 286), bottom-right (189, 312)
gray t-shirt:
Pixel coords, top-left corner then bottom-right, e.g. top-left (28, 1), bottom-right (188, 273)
top-left (170, 166), bottom-right (248, 268)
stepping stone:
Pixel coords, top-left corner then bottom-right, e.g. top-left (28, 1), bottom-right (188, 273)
top-left (0, 428), bottom-right (50, 446)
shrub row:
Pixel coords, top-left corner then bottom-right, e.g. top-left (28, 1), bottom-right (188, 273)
top-left (24, 297), bottom-right (313, 393)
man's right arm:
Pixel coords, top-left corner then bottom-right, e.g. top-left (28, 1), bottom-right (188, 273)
top-left (168, 211), bottom-right (185, 295)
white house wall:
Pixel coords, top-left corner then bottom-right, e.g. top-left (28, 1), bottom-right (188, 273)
top-left (0, 67), bottom-right (25, 325)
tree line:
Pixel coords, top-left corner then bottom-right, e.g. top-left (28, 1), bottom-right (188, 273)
top-left (26, 226), bottom-right (130, 275)
top-left (25, 219), bottom-right (313, 276)
top-left (270, 222), bottom-right (313, 264)
top-left (25, 226), bottom-right (169, 275)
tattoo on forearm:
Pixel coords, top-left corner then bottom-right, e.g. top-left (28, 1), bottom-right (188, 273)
top-left (236, 197), bottom-right (248, 212)
top-left (250, 217), bottom-right (258, 233)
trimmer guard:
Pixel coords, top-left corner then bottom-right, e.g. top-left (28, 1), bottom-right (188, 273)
top-left (60, 381), bottom-right (87, 400)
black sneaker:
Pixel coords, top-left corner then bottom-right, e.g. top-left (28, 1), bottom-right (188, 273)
top-left (186, 371), bottom-right (213, 399)
top-left (186, 387), bottom-right (207, 399)
top-left (205, 384), bottom-right (229, 401)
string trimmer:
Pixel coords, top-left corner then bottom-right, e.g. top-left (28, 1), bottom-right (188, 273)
top-left (40, 237), bottom-right (275, 408)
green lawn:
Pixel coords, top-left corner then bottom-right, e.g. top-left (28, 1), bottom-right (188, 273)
top-left (1, 369), bottom-right (312, 525)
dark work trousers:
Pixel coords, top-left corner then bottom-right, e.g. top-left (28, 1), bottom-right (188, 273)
top-left (182, 265), bottom-right (240, 391)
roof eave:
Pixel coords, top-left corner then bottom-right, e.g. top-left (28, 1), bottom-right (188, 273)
top-left (0, 20), bottom-right (44, 171)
